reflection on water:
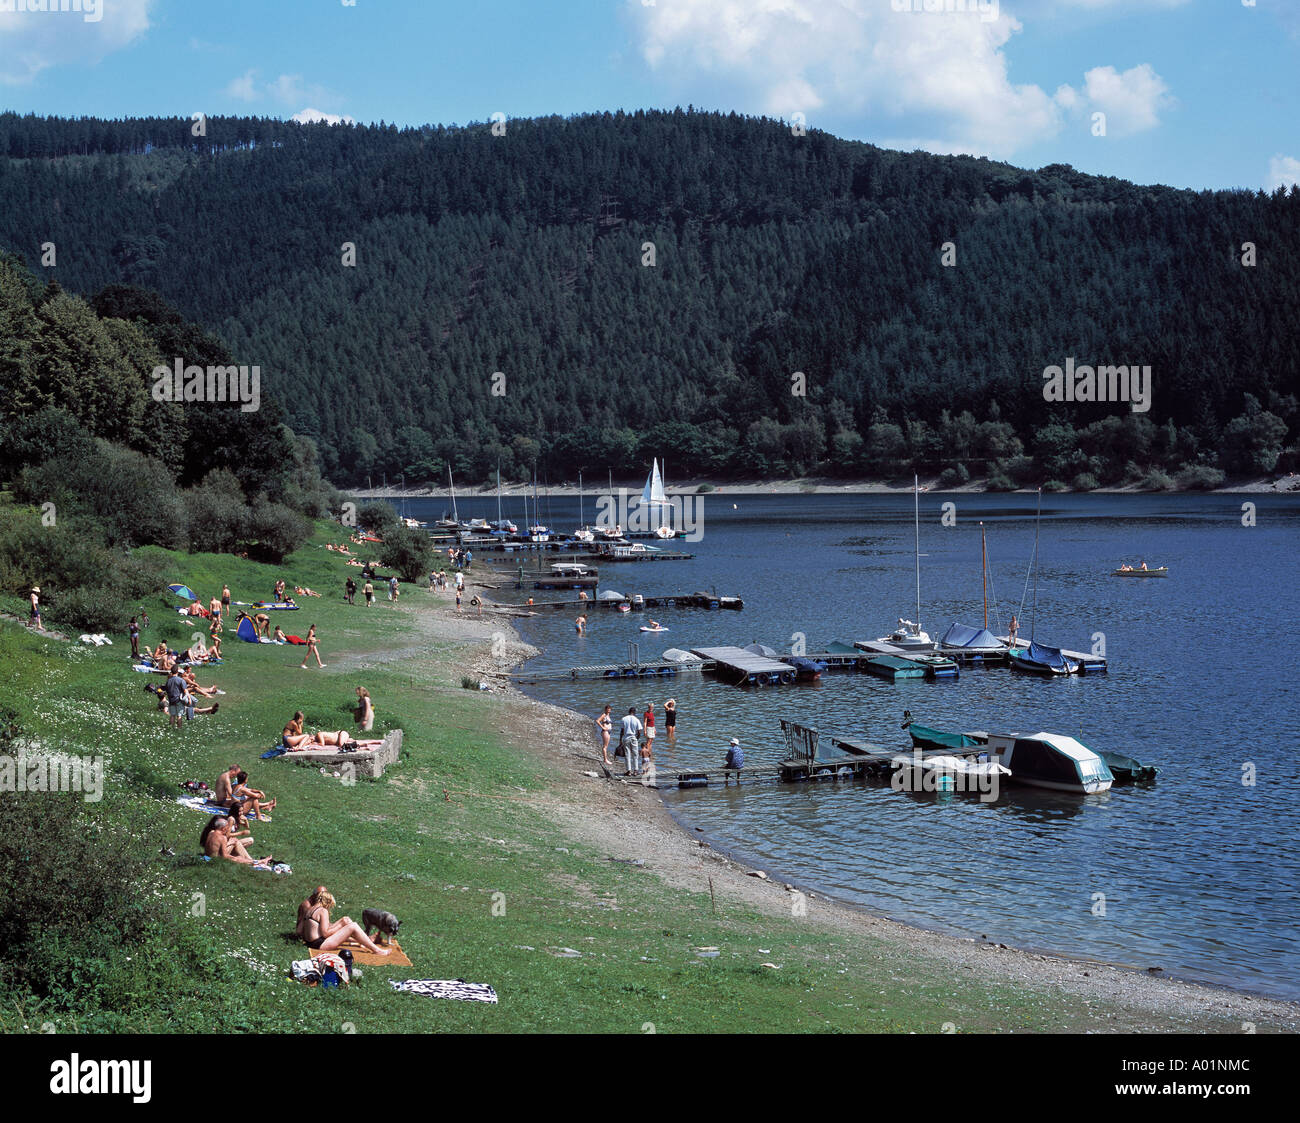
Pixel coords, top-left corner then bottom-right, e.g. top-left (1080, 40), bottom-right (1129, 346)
top-left (407, 491), bottom-right (1300, 999)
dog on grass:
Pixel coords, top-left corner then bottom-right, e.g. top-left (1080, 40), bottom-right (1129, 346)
top-left (362, 908), bottom-right (400, 946)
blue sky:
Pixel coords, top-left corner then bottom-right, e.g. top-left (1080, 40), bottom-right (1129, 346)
top-left (1, 0), bottom-right (1296, 191)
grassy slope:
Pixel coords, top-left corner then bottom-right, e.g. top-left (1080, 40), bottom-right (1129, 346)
top-left (0, 522), bottom-right (1257, 1033)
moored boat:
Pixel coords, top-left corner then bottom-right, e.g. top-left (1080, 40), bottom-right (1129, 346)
top-left (1112, 565), bottom-right (1168, 577)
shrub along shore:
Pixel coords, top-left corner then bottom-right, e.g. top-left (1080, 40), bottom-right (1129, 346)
top-left (1, 518), bottom-right (1296, 1033)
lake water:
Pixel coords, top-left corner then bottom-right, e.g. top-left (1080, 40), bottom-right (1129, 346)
top-left (403, 491), bottom-right (1300, 1000)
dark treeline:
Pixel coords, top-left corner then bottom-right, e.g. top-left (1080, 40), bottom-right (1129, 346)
top-left (0, 108), bottom-right (1296, 489)
top-left (0, 254), bottom-right (338, 629)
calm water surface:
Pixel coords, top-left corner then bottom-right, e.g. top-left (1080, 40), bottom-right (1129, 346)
top-left (406, 491), bottom-right (1300, 999)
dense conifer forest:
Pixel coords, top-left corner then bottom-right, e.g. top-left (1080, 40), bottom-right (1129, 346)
top-left (1, 108), bottom-right (1296, 489)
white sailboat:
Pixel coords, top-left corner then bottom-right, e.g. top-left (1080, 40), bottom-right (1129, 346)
top-left (572, 471), bottom-right (596, 542)
top-left (878, 475), bottom-right (935, 650)
top-left (639, 458), bottom-right (675, 537)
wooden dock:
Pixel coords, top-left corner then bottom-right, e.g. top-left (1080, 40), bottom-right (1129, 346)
top-left (513, 658), bottom-right (713, 683)
top-left (692, 645), bottom-right (797, 686)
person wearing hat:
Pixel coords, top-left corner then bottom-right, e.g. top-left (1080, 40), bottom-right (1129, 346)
top-left (724, 737), bottom-right (744, 772)
top-left (28, 587), bottom-right (41, 630)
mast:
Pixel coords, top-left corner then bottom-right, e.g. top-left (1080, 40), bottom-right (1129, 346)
top-left (496, 464), bottom-right (502, 525)
top-left (981, 521), bottom-right (987, 631)
top-left (1030, 488), bottom-right (1041, 644)
top-left (448, 465), bottom-right (459, 524)
top-left (579, 471), bottom-right (584, 528)
top-left (913, 473), bottom-right (922, 628)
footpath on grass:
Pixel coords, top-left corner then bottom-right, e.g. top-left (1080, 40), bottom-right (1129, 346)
top-left (2, 521), bottom-right (1297, 1033)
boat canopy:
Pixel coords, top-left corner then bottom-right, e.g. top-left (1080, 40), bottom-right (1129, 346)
top-left (596, 589), bottom-right (626, 601)
top-left (908, 723), bottom-right (983, 752)
top-left (744, 642), bottom-right (779, 659)
top-left (939, 623), bottom-right (1003, 649)
top-left (824, 641), bottom-right (861, 655)
top-left (1021, 641), bottom-right (1072, 670)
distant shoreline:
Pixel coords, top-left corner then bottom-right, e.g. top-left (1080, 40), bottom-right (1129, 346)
top-left (348, 473), bottom-right (1300, 500)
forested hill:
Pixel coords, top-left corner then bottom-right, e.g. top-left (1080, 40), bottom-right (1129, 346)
top-left (1, 108), bottom-right (1296, 489)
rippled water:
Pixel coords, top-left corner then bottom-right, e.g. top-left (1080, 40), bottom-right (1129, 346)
top-left (410, 491), bottom-right (1300, 999)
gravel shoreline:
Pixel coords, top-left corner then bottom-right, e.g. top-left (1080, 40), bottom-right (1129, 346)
top-left (417, 588), bottom-right (1300, 1032)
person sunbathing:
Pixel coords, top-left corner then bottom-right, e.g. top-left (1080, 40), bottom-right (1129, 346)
top-left (182, 668), bottom-right (221, 697)
top-left (232, 770), bottom-right (275, 820)
top-left (294, 586), bottom-right (321, 597)
top-left (209, 635), bottom-right (222, 660)
top-left (273, 625), bottom-right (288, 642)
top-left (299, 890), bottom-right (389, 955)
top-left (307, 730), bottom-right (385, 749)
top-left (200, 815), bottom-right (272, 867)
top-left (254, 612), bottom-right (272, 637)
top-left (282, 712), bottom-right (312, 750)
top-left (225, 802), bottom-right (254, 840)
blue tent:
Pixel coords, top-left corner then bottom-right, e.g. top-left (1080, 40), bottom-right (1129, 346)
top-left (168, 583), bottom-right (198, 601)
top-left (939, 622), bottom-right (1003, 650)
top-left (235, 616), bottom-right (260, 643)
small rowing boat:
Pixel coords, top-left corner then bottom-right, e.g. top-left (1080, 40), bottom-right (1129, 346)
top-left (1112, 565), bottom-right (1167, 577)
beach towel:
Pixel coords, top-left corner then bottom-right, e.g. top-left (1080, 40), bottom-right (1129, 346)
top-left (314, 940), bottom-right (413, 968)
top-left (253, 602), bottom-right (300, 610)
top-left (261, 746), bottom-right (287, 759)
top-left (175, 796), bottom-right (265, 819)
top-left (389, 979), bottom-right (497, 1004)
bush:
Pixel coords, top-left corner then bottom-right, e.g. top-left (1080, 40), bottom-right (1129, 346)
top-left (381, 525), bottom-right (434, 582)
top-left (1139, 468), bottom-right (1175, 491)
top-left (1042, 479), bottom-right (1068, 492)
top-left (358, 501), bottom-right (400, 534)
top-left (1174, 465), bottom-right (1226, 491)
top-left (184, 469), bottom-right (249, 553)
top-left (984, 471), bottom-right (1016, 492)
top-left (936, 465), bottom-right (970, 489)
top-left (245, 500), bottom-right (312, 564)
top-left (0, 507), bottom-right (165, 632)
top-left (696, 483), bottom-right (715, 493)
top-left (1071, 472), bottom-right (1100, 491)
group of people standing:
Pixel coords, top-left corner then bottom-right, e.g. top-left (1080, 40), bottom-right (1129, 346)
top-left (595, 699), bottom-right (678, 776)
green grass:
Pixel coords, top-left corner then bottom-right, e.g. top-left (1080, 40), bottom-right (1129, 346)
top-left (0, 522), bottom-right (1259, 1032)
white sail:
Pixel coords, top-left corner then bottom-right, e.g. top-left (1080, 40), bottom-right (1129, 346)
top-left (641, 459), bottom-right (668, 507)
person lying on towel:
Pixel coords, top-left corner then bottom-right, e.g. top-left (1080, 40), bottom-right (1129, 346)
top-left (304, 731), bottom-right (385, 750)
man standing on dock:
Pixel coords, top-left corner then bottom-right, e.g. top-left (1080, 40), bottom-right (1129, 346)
top-left (619, 707), bottom-right (643, 776)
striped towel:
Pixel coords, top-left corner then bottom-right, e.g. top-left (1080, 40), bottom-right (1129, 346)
top-left (389, 980), bottom-right (498, 1004)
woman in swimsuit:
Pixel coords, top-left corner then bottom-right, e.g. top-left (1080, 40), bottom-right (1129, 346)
top-left (665, 698), bottom-right (677, 743)
top-left (356, 687), bottom-right (375, 731)
top-left (232, 771), bottom-right (275, 820)
top-left (300, 890), bottom-right (389, 955)
top-left (299, 624), bottom-right (324, 669)
top-left (282, 712), bottom-right (312, 750)
top-left (596, 705), bottom-right (613, 766)
top-left (308, 731), bottom-right (384, 748)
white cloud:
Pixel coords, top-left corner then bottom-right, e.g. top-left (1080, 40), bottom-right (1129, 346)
top-left (222, 70), bottom-right (346, 116)
top-left (630, 0), bottom-right (1173, 158)
top-left (1267, 155), bottom-right (1300, 192)
top-left (225, 69), bottom-right (258, 102)
top-left (291, 107), bottom-right (354, 126)
top-left (1074, 64), bottom-right (1173, 135)
top-left (632, 0), bottom-right (1062, 157)
top-left (0, 0), bottom-right (153, 85)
